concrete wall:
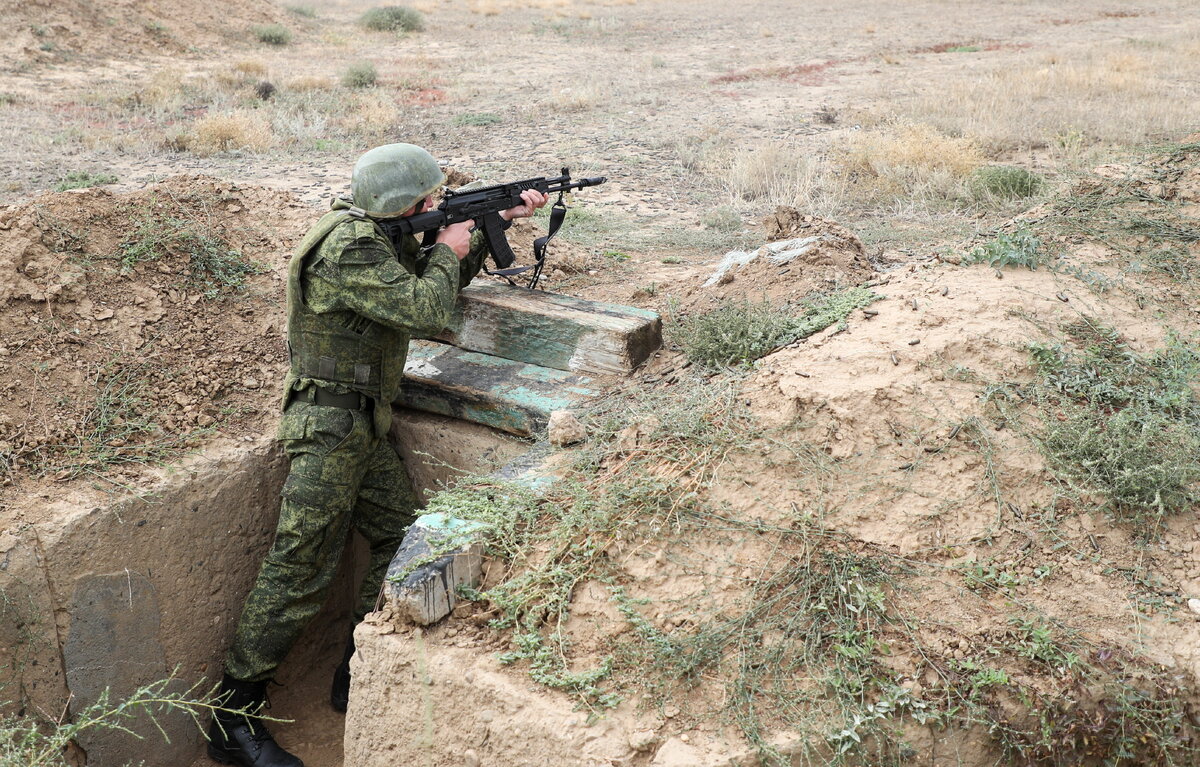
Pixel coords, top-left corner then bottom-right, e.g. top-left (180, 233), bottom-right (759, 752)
top-left (2, 439), bottom-right (289, 766)
top-left (0, 407), bottom-right (521, 767)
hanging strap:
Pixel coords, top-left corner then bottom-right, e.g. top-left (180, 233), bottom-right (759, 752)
top-left (482, 192), bottom-right (568, 290)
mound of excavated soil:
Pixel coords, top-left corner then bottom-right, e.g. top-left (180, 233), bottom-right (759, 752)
top-left (0, 0), bottom-right (284, 68)
top-left (675, 207), bottom-right (876, 312)
top-left (0, 171), bottom-right (577, 522)
top-left (0, 175), bottom-right (308, 517)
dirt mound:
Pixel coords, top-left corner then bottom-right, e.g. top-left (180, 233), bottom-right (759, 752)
top-left (676, 206), bottom-right (876, 311)
top-left (0, 173), bottom-right (583, 519)
top-left (0, 175), bottom-right (308, 516)
top-left (0, 0), bottom-right (283, 68)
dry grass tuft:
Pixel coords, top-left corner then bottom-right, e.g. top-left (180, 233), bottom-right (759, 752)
top-left (232, 59), bottom-right (267, 78)
top-left (718, 142), bottom-right (845, 215)
top-left (836, 123), bottom-right (983, 202)
top-left (186, 111), bottom-right (273, 155)
top-left (890, 36), bottom-right (1200, 151)
top-left (134, 69), bottom-right (195, 110)
top-left (286, 75), bottom-right (334, 92)
top-left (339, 93), bottom-right (397, 136)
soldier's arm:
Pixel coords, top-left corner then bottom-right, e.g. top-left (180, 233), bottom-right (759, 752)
top-left (308, 234), bottom-right (460, 337)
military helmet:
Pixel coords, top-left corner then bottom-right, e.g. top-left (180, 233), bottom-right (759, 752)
top-left (351, 143), bottom-right (445, 219)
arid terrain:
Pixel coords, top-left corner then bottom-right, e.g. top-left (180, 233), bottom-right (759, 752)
top-left (2, 1), bottom-right (1199, 766)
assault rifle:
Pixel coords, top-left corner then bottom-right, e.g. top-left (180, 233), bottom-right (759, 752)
top-left (378, 168), bottom-right (606, 290)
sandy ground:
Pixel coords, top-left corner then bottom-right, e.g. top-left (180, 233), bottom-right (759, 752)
top-left (2, 1), bottom-right (1200, 766)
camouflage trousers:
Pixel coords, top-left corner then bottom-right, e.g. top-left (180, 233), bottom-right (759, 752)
top-left (225, 399), bottom-right (418, 683)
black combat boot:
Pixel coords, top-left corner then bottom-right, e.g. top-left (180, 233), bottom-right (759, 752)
top-left (330, 631), bottom-right (355, 714)
top-left (207, 674), bottom-right (304, 767)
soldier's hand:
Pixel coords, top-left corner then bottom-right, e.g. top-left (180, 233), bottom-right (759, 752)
top-left (436, 221), bottom-right (473, 260)
top-left (499, 190), bottom-right (549, 221)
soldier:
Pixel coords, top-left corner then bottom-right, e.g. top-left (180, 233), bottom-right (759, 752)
top-left (206, 144), bottom-right (547, 767)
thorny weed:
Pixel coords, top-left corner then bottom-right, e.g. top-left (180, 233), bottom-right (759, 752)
top-left (0, 675), bottom-right (280, 767)
top-left (1028, 320), bottom-right (1200, 524)
top-left (12, 358), bottom-right (193, 482)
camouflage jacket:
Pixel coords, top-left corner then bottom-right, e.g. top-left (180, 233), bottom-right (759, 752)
top-left (283, 199), bottom-right (487, 435)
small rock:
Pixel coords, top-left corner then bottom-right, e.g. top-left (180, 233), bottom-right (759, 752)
top-left (242, 378), bottom-right (260, 390)
top-left (663, 704), bottom-right (680, 719)
top-left (651, 737), bottom-right (701, 767)
top-left (1188, 598), bottom-right (1200, 615)
top-left (547, 410), bottom-right (586, 446)
top-left (463, 750), bottom-right (480, 767)
top-left (94, 308), bottom-right (114, 320)
top-left (628, 730), bottom-right (657, 752)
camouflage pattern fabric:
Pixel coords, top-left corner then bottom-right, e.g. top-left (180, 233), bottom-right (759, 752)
top-left (225, 401), bottom-right (418, 682)
top-left (225, 209), bottom-right (486, 683)
top-left (282, 200), bottom-right (488, 437)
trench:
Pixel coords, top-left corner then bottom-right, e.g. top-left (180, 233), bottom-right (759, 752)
top-left (1, 407), bottom-right (522, 767)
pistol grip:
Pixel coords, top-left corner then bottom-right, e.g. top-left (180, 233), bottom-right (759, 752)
top-left (480, 213), bottom-right (516, 269)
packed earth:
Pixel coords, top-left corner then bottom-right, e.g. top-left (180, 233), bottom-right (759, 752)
top-left (2, 1), bottom-right (1199, 766)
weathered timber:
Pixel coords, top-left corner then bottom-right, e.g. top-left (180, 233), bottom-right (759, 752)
top-left (385, 514), bottom-right (487, 626)
top-left (433, 282), bottom-right (662, 375)
top-left (399, 341), bottom-right (600, 437)
top-left (384, 448), bottom-right (556, 627)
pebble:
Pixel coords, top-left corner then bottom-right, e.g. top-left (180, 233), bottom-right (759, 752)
top-left (1188, 598), bottom-right (1200, 615)
top-left (242, 378), bottom-right (260, 389)
top-left (547, 409), bottom-right (586, 446)
top-left (627, 730), bottom-right (657, 751)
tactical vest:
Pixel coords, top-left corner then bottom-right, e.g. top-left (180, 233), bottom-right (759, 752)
top-left (283, 203), bottom-right (409, 436)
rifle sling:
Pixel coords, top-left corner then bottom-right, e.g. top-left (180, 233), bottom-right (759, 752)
top-left (484, 193), bottom-right (568, 290)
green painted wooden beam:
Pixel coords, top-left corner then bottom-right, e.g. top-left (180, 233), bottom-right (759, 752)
top-left (433, 283), bottom-right (662, 376)
top-left (398, 342), bottom-right (600, 437)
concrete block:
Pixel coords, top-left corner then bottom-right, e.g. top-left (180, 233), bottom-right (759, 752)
top-left (0, 529), bottom-right (67, 719)
top-left (64, 572), bottom-right (197, 767)
top-left (385, 513), bottom-right (488, 626)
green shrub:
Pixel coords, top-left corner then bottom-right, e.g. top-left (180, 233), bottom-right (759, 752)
top-left (970, 165), bottom-right (1045, 200)
top-left (54, 171), bottom-right (118, 192)
top-left (1041, 403), bottom-right (1200, 522)
top-left (286, 4), bottom-right (317, 17)
top-left (1030, 325), bottom-right (1200, 522)
top-left (701, 205), bottom-right (741, 231)
top-left (453, 112), bottom-right (502, 127)
top-left (251, 23), bottom-right (292, 45)
top-left (341, 61), bottom-right (378, 89)
top-left (963, 227), bottom-right (1045, 269)
top-left (675, 288), bottom-right (878, 369)
top-left (359, 6), bottom-right (424, 32)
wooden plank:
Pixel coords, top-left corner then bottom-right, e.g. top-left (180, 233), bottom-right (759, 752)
top-left (433, 282), bottom-right (662, 376)
top-left (385, 513), bottom-right (486, 626)
top-left (398, 341), bottom-right (600, 437)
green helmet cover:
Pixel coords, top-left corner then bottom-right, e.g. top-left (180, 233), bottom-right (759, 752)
top-left (351, 143), bottom-right (445, 218)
